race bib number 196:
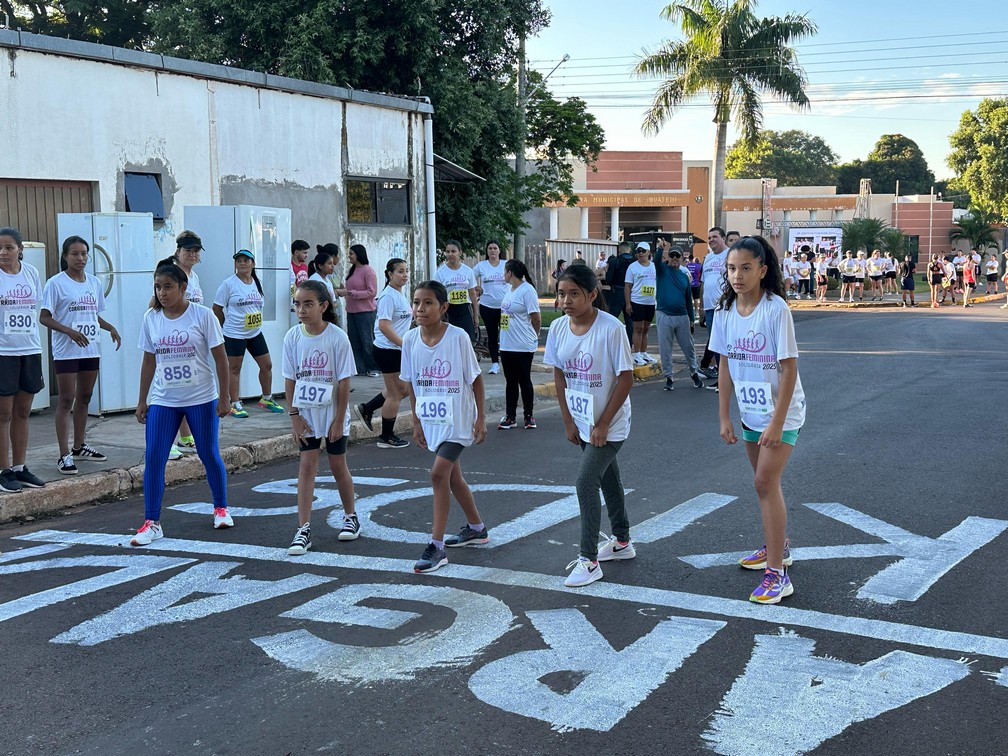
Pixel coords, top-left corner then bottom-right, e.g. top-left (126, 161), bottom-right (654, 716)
top-left (416, 396), bottom-right (453, 426)
top-left (736, 380), bottom-right (774, 415)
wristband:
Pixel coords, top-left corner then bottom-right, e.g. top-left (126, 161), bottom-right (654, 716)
top-left (289, 410), bottom-right (300, 417)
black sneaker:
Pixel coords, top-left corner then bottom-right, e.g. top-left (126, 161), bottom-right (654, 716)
top-left (691, 372), bottom-right (705, 389)
top-left (414, 542), bottom-right (448, 573)
top-left (338, 513), bottom-right (361, 541)
top-left (357, 403), bottom-right (374, 432)
top-left (72, 444), bottom-right (107, 461)
top-left (699, 366), bottom-right (718, 380)
top-left (57, 454), bottom-right (78, 475)
top-left (524, 417), bottom-right (537, 429)
top-left (445, 524), bottom-right (490, 547)
top-left (13, 467), bottom-right (45, 488)
top-left (288, 524), bottom-right (311, 556)
top-left (377, 435), bottom-right (409, 449)
top-left (498, 416), bottom-right (517, 430)
top-left (663, 378), bottom-right (674, 391)
top-left (0, 469), bottom-right (22, 493)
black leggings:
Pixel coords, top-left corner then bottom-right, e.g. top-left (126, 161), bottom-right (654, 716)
top-left (501, 350), bottom-right (535, 420)
top-left (479, 304), bottom-right (501, 362)
top-left (447, 302), bottom-right (476, 342)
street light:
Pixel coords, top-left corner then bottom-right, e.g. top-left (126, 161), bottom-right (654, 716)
top-left (513, 52), bottom-right (570, 261)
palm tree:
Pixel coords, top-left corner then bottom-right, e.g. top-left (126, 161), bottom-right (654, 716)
top-left (950, 207), bottom-right (1001, 252)
top-left (877, 227), bottom-right (908, 257)
top-left (840, 217), bottom-right (886, 253)
top-left (634, 1), bottom-right (816, 227)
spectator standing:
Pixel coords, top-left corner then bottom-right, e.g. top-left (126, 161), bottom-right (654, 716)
top-left (653, 240), bottom-right (704, 391)
top-left (345, 244), bottom-right (380, 377)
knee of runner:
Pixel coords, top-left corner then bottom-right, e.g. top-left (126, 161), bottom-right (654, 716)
top-left (753, 471), bottom-right (778, 498)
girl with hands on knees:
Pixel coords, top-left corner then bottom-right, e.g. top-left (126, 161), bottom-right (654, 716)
top-left (400, 280), bottom-right (488, 574)
top-left (544, 265), bottom-right (635, 589)
top-left (709, 235), bottom-right (806, 605)
top-left (283, 280), bottom-right (359, 556)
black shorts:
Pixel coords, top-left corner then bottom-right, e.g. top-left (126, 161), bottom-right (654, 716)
top-left (54, 356), bottom-right (100, 374)
top-left (224, 332), bottom-right (269, 358)
top-left (298, 435), bottom-right (348, 455)
top-left (816, 275), bottom-right (828, 286)
top-left (630, 303), bottom-right (656, 322)
top-left (987, 274), bottom-right (999, 282)
top-left (841, 275), bottom-right (855, 284)
top-left (0, 353), bottom-right (44, 396)
top-left (690, 286), bottom-right (701, 300)
top-left (372, 346), bottom-right (402, 375)
top-left (885, 271), bottom-right (897, 279)
top-left (435, 441), bottom-right (465, 461)
top-left (828, 268), bottom-right (840, 280)
top-left (901, 276), bottom-right (915, 291)
top-left (930, 275), bottom-right (943, 286)
top-left (870, 275), bottom-right (883, 282)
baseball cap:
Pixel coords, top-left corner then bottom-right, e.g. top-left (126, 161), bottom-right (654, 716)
top-left (233, 249), bottom-right (255, 260)
top-left (636, 242), bottom-right (651, 252)
top-left (176, 232), bottom-right (203, 250)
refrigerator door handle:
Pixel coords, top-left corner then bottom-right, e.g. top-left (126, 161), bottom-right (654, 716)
top-left (94, 243), bottom-right (115, 298)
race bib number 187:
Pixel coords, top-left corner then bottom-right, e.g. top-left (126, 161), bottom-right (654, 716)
top-left (565, 389), bottom-right (594, 428)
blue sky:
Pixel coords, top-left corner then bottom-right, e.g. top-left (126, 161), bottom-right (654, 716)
top-left (526, 0), bottom-right (1008, 181)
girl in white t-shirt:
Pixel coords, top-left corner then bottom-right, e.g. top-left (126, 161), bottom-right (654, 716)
top-left (283, 280), bottom-right (360, 555)
top-left (985, 252), bottom-right (1000, 295)
top-left (497, 259), bottom-right (542, 430)
top-left (474, 240), bottom-right (508, 375)
top-left (39, 235), bottom-right (121, 475)
top-left (0, 226), bottom-right (46, 492)
top-left (307, 247), bottom-right (337, 303)
top-left (867, 250), bottom-right (885, 301)
top-left (358, 258), bottom-right (413, 449)
top-left (434, 241), bottom-right (479, 343)
top-left (212, 249), bottom-right (284, 418)
top-left (400, 280), bottom-right (488, 574)
top-left (624, 245), bottom-right (657, 365)
top-left (131, 258), bottom-right (232, 546)
top-left (710, 235), bottom-right (805, 605)
top-left (544, 264), bottom-right (634, 589)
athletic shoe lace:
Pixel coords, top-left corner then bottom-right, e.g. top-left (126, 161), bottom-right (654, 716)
top-left (136, 520), bottom-right (154, 534)
top-left (759, 570), bottom-right (781, 591)
top-left (214, 508), bottom-right (228, 518)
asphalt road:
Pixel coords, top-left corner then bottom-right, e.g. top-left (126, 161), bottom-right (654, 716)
top-left (2, 305), bottom-right (1006, 756)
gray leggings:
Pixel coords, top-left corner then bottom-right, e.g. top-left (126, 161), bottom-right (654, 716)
top-left (576, 440), bottom-right (629, 559)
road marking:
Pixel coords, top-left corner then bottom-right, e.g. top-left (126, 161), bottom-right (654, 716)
top-left (0, 543), bottom-right (70, 563)
top-left (468, 608), bottom-right (725, 732)
top-left (679, 502), bottom-right (1008, 603)
top-left (702, 631), bottom-right (970, 756)
top-left (254, 583), bottom-right (515, 684)
top-left (632, 493), bottom-right (736, 543)
top-left (15, 529), bottom-right (1008, 660)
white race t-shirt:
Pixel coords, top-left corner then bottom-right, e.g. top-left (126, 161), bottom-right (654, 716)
top-left (782, 257), bottom-right (795, 279)
top-left (986, 259), bottom-right (1000, 275)
top-left (309, 272), bottom-right (337, 303)
top-left (435, 264), bottom-right (477, 307)
top-left (701, 250), bottom-right (728, 310)
top-left (840, 258), bottom-right (858, 276)
top-left (867, 258), bottom-right (884, 276)
top-left (884, 257), bottom-right (896, 274)
top-left (796, 260), bottom-right (812, 280)
top-left (709, 293), bottom-right (806, 433)
top-left (815, 260), bottom-right (828, 277)
top-left (473, 260), bottom-right (508, 309)
top-left (0, 261), bottom-right (42, 356)
top-left (626, 260), bottom-right (657, 305)
top-left (139, 304), bottom-right (224, 408)
top-left (544, 309), bottom-right (633, 443)
top-left (184, 269), bottom-right (204, 305)
top-left (400, 324), bottom-right (481, 451)
top-left (500, 282), bottom-right (541, 353)
top-left (214, 275), bottom-right (265, 338)
top-left (282, 323), bottom-right (357, 440)
top-left (40, 271), bottom-right (106, 360)
top-left (373, 286), bottom-right (413, 350)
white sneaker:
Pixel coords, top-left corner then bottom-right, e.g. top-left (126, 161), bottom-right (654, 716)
top-left (642, 353), bottom-right (656, 364)
top-left (213, 507), bottom-right (234, 529)
top-left (168, 445), bottom-right (182, 461)
top-left (130, 520), bottom-right (163, 546)
top-left (488, 362), bottom-right (500, 375)
top-left (564, 556), bottom-right (603, 587)
top-left (597, 534), bottom-right (636, 561)
top-left (632, 354), bottom-right (645, 366)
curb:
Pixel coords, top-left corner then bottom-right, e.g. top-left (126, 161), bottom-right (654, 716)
top-left (1, 388), bottom-right (559, 525)
top-left (788, 292), bottom-right (1003, 309)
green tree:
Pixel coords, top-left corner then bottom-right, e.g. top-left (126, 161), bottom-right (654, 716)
top-left (949, 207), bottom-right (1001, 252)
top-left (840, 217), bottom-right (887, 253)
top-left (634, 0), bottom-right (816, 226)
top-left (934, 178), bottom-right (972, 210)
top-left (947, 98), bottom-right (1008, 220)
top-left (835, 134), bottom-right (934, 195)
top-left (876, 227), bottom-right (908, 257)
top-left (725, 129), bottom-right (837, 185)
top-left (3, 0), bottom-right (148, 47)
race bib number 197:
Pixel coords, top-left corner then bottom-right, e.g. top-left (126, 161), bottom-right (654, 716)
top-left (295, 380), bottom-right (333, 409)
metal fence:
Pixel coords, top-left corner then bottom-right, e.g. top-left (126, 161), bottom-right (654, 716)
top-left (464, 239), bottom-right (617, 296)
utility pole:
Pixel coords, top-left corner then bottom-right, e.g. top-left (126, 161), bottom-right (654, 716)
top-left (513, 31), bottom-right (528, 261)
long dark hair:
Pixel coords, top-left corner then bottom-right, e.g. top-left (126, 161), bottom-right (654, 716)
top-left (384, 257), bottom-right (407, 288)
top-left (716, 235), bottom-right (786, 312)
top-left (152, 255), bottom-right (189, 311)
top-left (505, 259), bottom-right (534, 290)
top-left (485, 240), bottom-right (506, 260)
top-left (60, 235), bottom-right (90, 272)
top-left (413, 279), bottom-right (449, 323)
top-left (297, 280), bottom-right (337, 325)
top-left (557, 263), bottom-right (606, 312)
top-left (348, 243), bottom-right (369, 280)
top-left (307, 249), bottom-right (334, 278)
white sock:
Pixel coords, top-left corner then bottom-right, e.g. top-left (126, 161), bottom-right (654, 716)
top-left (12, 464), bottom-right (24, 472)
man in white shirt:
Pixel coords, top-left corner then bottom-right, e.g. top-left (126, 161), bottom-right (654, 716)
top-left (595, 252), bottom-right (608, 277)
top-left (698, 227), bottom-right (728, 381)
top-left (952, 251), bottom-right (966, 294)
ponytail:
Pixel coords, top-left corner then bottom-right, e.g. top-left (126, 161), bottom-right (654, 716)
top-left (251, 269), bottom-right (263, 296)
top-left (504, 259), bottom-right (534, 290)
top-left (307, 249), bottom-right (334, 278)
top-left (384, 257), bottom-right (407, 288)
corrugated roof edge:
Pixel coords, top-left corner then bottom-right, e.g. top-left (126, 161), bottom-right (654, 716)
top-left (0, 29), bottom-right (434, 114)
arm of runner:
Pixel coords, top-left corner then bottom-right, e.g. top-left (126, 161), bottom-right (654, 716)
top-left (759, 357), bottom-right (797, 449)
top-left (623, 280), bottom-right (632, 314)
top-left (98, 316), bottom-right (121, 350)
top-left (285, 378), bottom-right (309, 444)
top-left (378, 319), bottom-right (402, 348)
top-left (469, 287), bottom-right (479, 327)
top-left (717, 354), bottom-right (737, 445)
top-left (405, 382), bottom-right (426, 449)
top-left (472, 373), bottom-right (486, 444)
top-left (328, 376), bottom-right (350, 442)
top-left (211, 344), bottom-right (231, 417)
top-left (589, 369), bottom-right (632, 448)
top-left (212, 303), bottom-right (225, 326)
top-left (553, 366), bottom-right (579, 446)
top-left (135, 351), bottom-right (156, 424)
top-left (39, 308), bottom-right (89, 347)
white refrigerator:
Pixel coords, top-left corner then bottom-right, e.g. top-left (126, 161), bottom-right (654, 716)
top-left (183, 205), bottom-right (292, 399)
top-left (20, 242), bottom-right (51, 413)
top-left (56, 212), bottom-right (156, 414)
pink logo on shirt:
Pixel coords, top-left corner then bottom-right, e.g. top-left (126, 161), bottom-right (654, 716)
top-left (5, 284), bottom-right (34, 302)
top-left (734, 330), bottom-right (767, 354)
top-left (422, 359), bottom-right (452, 379)
top-left (566, 351), bottom-right (593, 373)
top-left (160, 330), bottom-right (189, 347)
top-left (78, 293), bottom-right (97, 306)
top-left (304, 349), bottom-right (329, 369)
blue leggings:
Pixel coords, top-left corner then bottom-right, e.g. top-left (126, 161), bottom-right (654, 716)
top-left (144, 400), bottom-right (227, 521)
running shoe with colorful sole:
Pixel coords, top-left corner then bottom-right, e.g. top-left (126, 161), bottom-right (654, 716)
top-left (739, 538), bottom-right (792, 570)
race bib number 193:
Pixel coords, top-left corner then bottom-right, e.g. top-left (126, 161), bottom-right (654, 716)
top-left (736, 380), bottom-right (774, 415)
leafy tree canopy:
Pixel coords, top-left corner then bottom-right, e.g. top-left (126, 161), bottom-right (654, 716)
top-left (725, 129), bottom-right (837, 186)
top-left (947, 98), bottom-right (1008, 221)
top-left (836, 134), bottom-right (935, 195)
top-left (4, 0), bottom-right (148, 48)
